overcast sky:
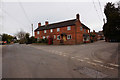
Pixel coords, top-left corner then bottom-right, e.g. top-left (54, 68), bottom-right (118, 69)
top-left (1, 0), bottom-right (118, 36)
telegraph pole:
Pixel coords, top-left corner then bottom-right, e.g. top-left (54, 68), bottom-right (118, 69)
top-left (103, 18), bottom-right (105, 24)
top-left (31, 24), bottom-right (33, 37)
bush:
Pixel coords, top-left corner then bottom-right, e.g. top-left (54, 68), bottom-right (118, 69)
top-left (29, 36), bottom-right (37, 43)
top-left (91, 39), bottom-right (93, 43)
top-left (38, 38), bottom-right (48, 43)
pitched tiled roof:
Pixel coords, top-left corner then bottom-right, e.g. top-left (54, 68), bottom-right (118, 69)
top-left (81, 23), bottom-right (90, 30)
top-left (35, 19), bottom-right (89, 31)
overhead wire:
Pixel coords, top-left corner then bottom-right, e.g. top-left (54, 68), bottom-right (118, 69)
top-left (18, 0), bottom-right (31, 24)
top-left (97, 0), bottom-right (105, 23)
top-left (2, 9), bottom-right (29, 28)
top-left (92, 0), bottom-right (102, 22)
top-left (98, 0), bottom-right (104, 18)
top-left (18, 0), bottom-right (33, 36)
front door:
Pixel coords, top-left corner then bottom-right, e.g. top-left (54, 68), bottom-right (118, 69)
top-left (60, 33), bottom-right (67, 44)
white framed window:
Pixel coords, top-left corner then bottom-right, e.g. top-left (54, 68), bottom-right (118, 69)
top-left (54, 35), bottom-right (56, 39)
top-left (43, 36), bottom-right (45, 39)
top-left (50, 29), bottom-right (53, 33)
top-left (80, 27), bottom-right (82, 31)
top-left (57, 35), bottom-right (60, 40)
top-left (44, 30), bottom-right (47, 33)
top-left (67, 35), bottom-right (72, 39)
top-left (37, 31), bottom-right (39, 34)
top-left (57, 28), bottom-right (60, 32)
top-left (67, 26), bottom-right (71, 30)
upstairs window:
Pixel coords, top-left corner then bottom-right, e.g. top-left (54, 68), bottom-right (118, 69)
top-left (67, 35), bottom-right (72, 39)
top-left (37, 31), bottom-right (39, 34)
top-left (57, 28), bottom-right (60, 32)
top-left (67, 26), bottom-right (71, 30)
top-left (50, 29), bottom-right (53, 33)
top-left (80, 27), bottom-right (82, 31)
top-left (44, 30), bottom-right (47, 33)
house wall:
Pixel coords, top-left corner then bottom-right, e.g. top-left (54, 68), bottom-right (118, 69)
top-left (35, 25), bottom-right (76, 44)
top-left (34, 20), bottom-right (90, 44)
top-left (53, 25), bottom-right (76, 45)
top-left (75, 20), bottom-right (90, 44)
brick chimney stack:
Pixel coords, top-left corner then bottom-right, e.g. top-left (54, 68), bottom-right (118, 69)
top-left (45, 21), bottom-right (49, 25)
top-left (38, 22), bottom-right (41, 27)
top-left (76, 14), bottom-right (80, 20)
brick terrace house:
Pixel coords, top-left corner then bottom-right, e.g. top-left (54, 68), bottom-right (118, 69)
top-left (34, 14), bottom-right (90, 45)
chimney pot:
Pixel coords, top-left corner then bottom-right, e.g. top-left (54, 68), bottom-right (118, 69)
top-left (76, 14), bottom-right (80, 20)
top-left (38, 22), bottom-right (41, 27)
top-left (45, 21), bottom-right (49, 25)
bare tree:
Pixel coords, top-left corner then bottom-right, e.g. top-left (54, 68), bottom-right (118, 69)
top-left (16, 30), bottom-right (26, 44)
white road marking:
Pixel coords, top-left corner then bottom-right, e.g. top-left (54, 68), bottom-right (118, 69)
top-left (93, 60), bottom-right (103, 63)
top-left (90, 62), bottom-right (97, 66)
top-left (99, 64), bottom-right (114, 70)
top-left (109, 63), bottom-right (119, 67)
top-left (87, 61), bottom-right (91, 64)
top-left (29, 45), bottom-right (116, 70)
top-left (71, 57), bottom-right (75, 59)
top-left (86, 61), bottom-right (115, 70)
top-left (77, 59), bottom-right (84, 62)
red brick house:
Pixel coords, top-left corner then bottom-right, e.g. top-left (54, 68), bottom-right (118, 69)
top-left (97, 31), bottom-right (104, 40)
top-left (34, 14), bottom-right (90, 45)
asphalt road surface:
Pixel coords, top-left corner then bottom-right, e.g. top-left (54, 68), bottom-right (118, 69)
top-left (2, 41), bottom-right (119, 78)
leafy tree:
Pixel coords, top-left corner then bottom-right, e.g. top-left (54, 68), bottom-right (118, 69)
top-left (103, 2), bottom-right (120, 42)
top-left (2, 33), bottom-right (14, 43)
top-left (25, 33), bottom-right (30, 44)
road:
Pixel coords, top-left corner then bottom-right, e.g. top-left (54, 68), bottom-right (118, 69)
top-left (2, 41), bottom-right (119, 78)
